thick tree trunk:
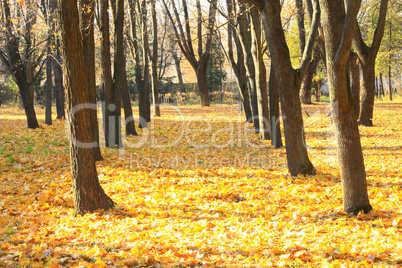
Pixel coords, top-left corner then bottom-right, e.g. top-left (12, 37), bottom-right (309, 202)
top-left (100, 0), bottom-right (121, 148)
top-left (113, 0), bottom-right (137, 136)
top-left (359, 63), bottom-right (376, 126)
top-left (58, 0), bottom-right (115, 215)
top-left (320, 0), bottom-right (371, 214)
top-left (172, 52), bottom-right (185, 97)
top-left (269, 66), bottom-right (283, 148)
top-left (80, 0), bottom-right (103, 161)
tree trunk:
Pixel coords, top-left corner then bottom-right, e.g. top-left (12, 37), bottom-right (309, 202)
top-left (319, 0), bottom-right (371, 214)
top-left (53, 37), bottom-right (65, 119)
top-left (314, 81), bottom-right (321, 102)
top-left (359, 62), bottom-right (376, 126)
top-left (45, 54), bottom-right (53, 125)
top-left (300, 50), bottom-right (320, 104)
top-left (100, 0), bottom-right (121, 148)
top-left (250, 7), bottom-right (270, 140)
top-left (112, 0), bottom-right (137, 136)
top-left (196, 68), bottom-right (211, 107)
top-left (388, 64), bottom-right (392, 101)
top-left (58, 0), bottom-right (115, 215)
top-left (150, 0), bottom-right (160, 117)
top-left (172, 51), bottom-right (185, 98)
top-left (80, 0), bottom-right (103, 161)
top-left (234, 2), bottom-right (259, 129)
top-left (350, 52), bottom-right (360, 119)
top-left (260, 0), bottom-right (317, 176)
top-left (269, 65), bottom-right (282, 148)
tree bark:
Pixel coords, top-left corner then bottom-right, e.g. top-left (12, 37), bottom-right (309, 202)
top-left (319, 0), bottom-right (372, 214)
top-left (58, 0), bottom-right (115, 215)
top-left (350, 52), bottom-right (360, 119)
top-left (112, 0), bottom-right (138, 136)
top-left (80, 0), bottom-right (103, 161)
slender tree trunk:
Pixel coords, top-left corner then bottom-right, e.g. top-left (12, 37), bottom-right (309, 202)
top-left (269, 66), bottom-right (282, 148)
top-left (250, 7), bottom-right (270, 140)
top-left (53, 37), bottom-right (65, 119)
top-left (350, 52), bottom-right (360, 119)
top-left (100, 0), bottom-right (121, 148)
top-left (315, 81), bottom-right (321, 102)
top-left (80, 0), bottom-right (103, 160)
top-left (388, 22), bottom-right (392, 101)
top-left (172, 52), bottom-right (185, 98)
top-left (380, 73), bottom-right (385, 96)
top-left (150, 0), bottom-right (160, 117)
top-left (320, 0), bottom-right (371, 214)
top-left (112, 0), bottom-right (137, 136)
top-left (58, 0), bottom-right (115, 215)
top-left (45, 54), bottom-right (53, 125)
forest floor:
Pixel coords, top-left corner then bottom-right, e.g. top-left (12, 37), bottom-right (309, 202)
top-left (0, 100), bottom-right (401, 267)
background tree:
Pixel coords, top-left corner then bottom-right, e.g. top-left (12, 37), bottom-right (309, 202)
top-left (0, 0), bottom-right (41, 128)
top-left (225, 0), bottom-right (252, 122)
top-left (150, 0), bottom-right (161, 117)
top-left (111, 0), bottom-right (138, 136)
top-left (354, 0), bottom-right (388, 126)
top-left (58, 0), bottom-right (115, 215)
top-left (96, 0), bottom-right (122, 148)
top-left (162, 0), bottom-right (218, 106)
top-left (128, 0), bottom-right (151, 128)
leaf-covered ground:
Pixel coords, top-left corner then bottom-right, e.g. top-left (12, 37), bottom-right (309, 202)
top-left (0, 101), bottom-right (401, 267)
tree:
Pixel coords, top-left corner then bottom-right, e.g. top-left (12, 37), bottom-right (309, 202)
top-left (233, 1), bottom-right (259, 130)
top-left (241, 0), bottom-right (319, 176)
top-left (1, 0), bottom-right (40, 129)
top-left (354, 0), bottom-right (389, 126)
top-left (58, 0), bottom-right (115, 215)
top-left (162, 0), bottom-right (218, 106)
top-left (80, 0), bottom-right (103, 160)
top-left (40, 0), bottom-right (53, 125)
top-left (127, 0), bottom-right (151, 128)
top-left (96, 0), bottom-right (121, 148)
top-left (111, 0), bottom-right (138, 136)
top-left (226, 0), bottom-right (253, 122)
top-left (150, 0), bottom-right (161, 117)
top-left (319, 0), bottom-right (372, 214)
